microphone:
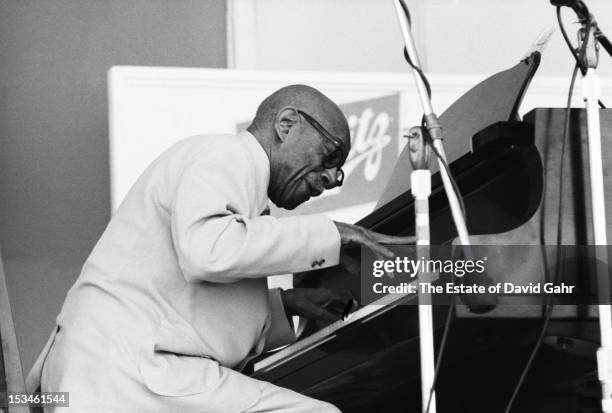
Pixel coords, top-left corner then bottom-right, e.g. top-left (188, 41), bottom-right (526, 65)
top-left (551, 0), bottom-right (612, 61)
top-left (550, 0), bottom-right (590, 21)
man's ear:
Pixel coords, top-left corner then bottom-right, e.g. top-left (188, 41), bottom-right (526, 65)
top-left (274, 107), bottom-right (299, 142)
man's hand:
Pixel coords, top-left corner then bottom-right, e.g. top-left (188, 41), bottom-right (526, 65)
top-left (334, 221), bottom-right (415, 261)
top-left (280, 288), bottom-right (354, 322)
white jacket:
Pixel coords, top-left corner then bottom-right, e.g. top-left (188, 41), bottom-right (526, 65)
top-left (26, 131), bottom-right (341, 398)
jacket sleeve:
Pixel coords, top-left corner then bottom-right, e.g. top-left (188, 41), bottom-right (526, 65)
top-left (263, 288), bottom-right (296, 351)
top-left (170, 147), bottom-right (341, 283)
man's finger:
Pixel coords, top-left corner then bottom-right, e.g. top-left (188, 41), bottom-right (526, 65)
top-left (368, 232), bottom-right (416, 245)
top-left (314, 288), bottom-right (352, 311)
top-left (301, 299), bottom-right (339, 322)
top-left (331, 289), bottom-right (354, 302)
top-left (347, 229), bottom-right (404, 258)
top-left (362, 237), bottom-right (395, 259)
top-left (327, 289), bottom-right (354, 307)
top-left (331, 296), bottom-right (357, 315)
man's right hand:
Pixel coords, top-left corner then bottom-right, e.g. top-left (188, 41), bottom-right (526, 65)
top-left (333, 221), bottom-right (415, 262)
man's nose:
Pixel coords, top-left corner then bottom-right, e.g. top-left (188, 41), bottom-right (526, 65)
top-left (321, 168), bottom-right (338, 189)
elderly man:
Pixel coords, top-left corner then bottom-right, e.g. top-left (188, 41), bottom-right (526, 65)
top-left (27, 85), bottom-right (410, 412)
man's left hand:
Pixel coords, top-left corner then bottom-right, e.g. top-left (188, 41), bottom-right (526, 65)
top-left (280, 288), bottom-right (354, 322)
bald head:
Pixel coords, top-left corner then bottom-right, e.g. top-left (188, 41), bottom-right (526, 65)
top-left (247, 84), bottom-right (351, 210)
top-left (248, 84), bottom-right (349, 145)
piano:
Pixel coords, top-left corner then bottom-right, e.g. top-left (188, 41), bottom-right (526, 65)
top-left (251, 51), bottom-right (612, 412)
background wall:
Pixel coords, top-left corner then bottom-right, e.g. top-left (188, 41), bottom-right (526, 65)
top-left (233, 0), bottom-right (612, 77)
top-left (0, 0), bottom-right (227, 372)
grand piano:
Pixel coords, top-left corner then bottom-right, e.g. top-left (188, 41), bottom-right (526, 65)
top-left (251, 51), bottom-right (612, 412)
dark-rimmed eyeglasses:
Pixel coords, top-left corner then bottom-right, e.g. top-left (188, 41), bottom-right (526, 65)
top-left (297, 110), bottom-right (347, 187)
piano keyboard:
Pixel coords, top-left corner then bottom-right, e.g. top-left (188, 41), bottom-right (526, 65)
top-left (254, 291), bottom-right (417, 372)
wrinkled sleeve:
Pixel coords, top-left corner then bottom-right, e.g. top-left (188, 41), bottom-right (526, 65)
top-left (170, 148), bottom-right (341, 283)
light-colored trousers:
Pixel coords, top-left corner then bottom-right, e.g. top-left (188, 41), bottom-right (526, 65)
top-left (40, 324), bottom-right (340, 412)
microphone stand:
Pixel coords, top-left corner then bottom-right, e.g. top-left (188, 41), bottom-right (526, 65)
top-left (391, 2), bottom-right (497, 411)
top-left (407, 126), bottom-right (436, 413)
top-left (391, 0), bottom-right (470, 246)
top-left (554, 2), bottom-right (612, 411)
top-left (576, 6), bottom-right (612, 413)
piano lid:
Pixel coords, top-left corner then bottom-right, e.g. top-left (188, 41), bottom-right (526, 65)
top-left (376, 50), bottom-right (541, 209)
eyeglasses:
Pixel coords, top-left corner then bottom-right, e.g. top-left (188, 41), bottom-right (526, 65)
top-left (297, 110), bottom-right (347, 187)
